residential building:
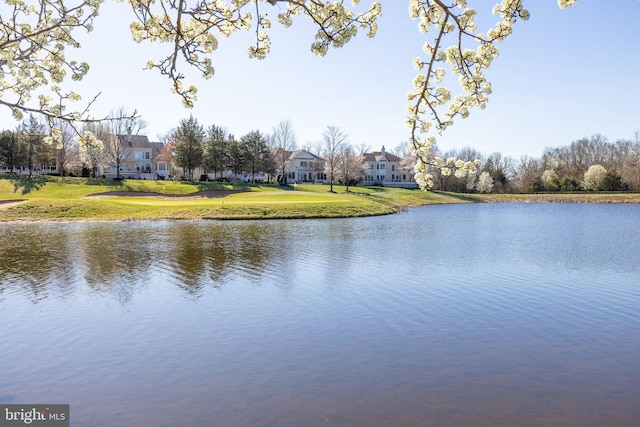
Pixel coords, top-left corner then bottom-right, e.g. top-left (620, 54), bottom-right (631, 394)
top-left (361, 146), bottom-right (417, 188)
top-left (101, 135), bottom-right (171, 179)
top-left (274, 149), bottom-right (327, 184)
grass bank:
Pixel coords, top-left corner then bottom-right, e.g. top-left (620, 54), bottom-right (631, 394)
top-left (468, 192), bottom-right (640, 204)
top-left (4, 176), bottom-right (639, 222)
top-left (0, 175), bottom-right (468, 221)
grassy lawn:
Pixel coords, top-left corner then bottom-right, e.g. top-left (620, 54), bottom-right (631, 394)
top-left (4, 175), bottom-right (638, 222)
top-left (0, 175), bottom-right (465, 221)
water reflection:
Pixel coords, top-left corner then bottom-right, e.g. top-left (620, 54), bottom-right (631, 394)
top-left (1, 221), bottom-right (326, 302)
top-left (0, 225), bottom-right (81, 303)
top-left (1, 204), bottom-right (640, 426)
top-left (2, 204), bottom-right (640, 305)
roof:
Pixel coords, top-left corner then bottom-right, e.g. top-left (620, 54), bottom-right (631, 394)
top-left (272, 148), bottom-right (324, 162)
top-left (117, 134), bottom-right (166, 161)
top-left (289, 149), bottom-right (324, 161)
top-left (117, 134), bottom-right (153, 147)
top-left (361, 150), bottom-right (402, 163)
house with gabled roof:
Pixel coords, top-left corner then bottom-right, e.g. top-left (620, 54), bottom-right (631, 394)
top-left (274, 148), bottom-right (327, 184)
top-left (101, 135), bottom-right (171, 179)
top-left (361, 146), bottom-right (417, 188)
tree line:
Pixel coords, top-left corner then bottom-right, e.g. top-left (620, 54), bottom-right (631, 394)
top-left (430, 133), bottom-right (640, 193)
top-left (171, 116), bottom-right (275, 182)
top-left (0, 109), bottom-right (146, 178)
top-left (0, 114), bottom-right (378, 189)
top-left (3, 112), bottom-right (639, 194)
top-left (169, 117), bottom-right (371, 191)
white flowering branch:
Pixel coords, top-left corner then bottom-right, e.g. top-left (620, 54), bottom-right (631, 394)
top-left (408, 0), bottom-right (577, 189)
top-left (2, 0), bottom-right (577, 179)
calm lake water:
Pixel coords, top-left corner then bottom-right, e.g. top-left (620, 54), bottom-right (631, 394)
top-left (1, 203), bottom-right (639, 426)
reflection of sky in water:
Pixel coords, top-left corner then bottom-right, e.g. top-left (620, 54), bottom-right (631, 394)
top-left (1, 204), bottom-right (640, 426)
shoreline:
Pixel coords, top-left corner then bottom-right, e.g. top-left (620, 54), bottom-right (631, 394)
top-left (2, 175), bottom-right (640, 222)
top-left (2, 193), bottom-right (640, 224)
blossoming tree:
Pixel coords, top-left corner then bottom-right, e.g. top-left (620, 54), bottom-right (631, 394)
top-left (1, 0), bottom-right (577, 188)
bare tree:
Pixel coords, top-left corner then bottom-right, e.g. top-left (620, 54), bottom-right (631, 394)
top-left (100, 133), bottom-right (124, 179)
top-left (302, 140), bottom-right (325, 158)
top-left (110, 107), bottom-right (148, 136)
top-left (271, 120), bottom-right (297, 184)
top-left (45, 120), bottom-right (80, 176)
top-left (514, 155), bottom-right (542, 192)
top-left (391, 141), bottom-right (410, 157)
top-left (483, 152), bottom-right (515, 192)
top-left (354, 143), bottom-right (371, 156)
top-left (322, 126), bottom-right (348, 193)
top-left (625, 132), bottom-right (640, 190)
top-left (95, 108), bottom-right (145, 180)
top-left (337, 145), bottom-right (363, 192)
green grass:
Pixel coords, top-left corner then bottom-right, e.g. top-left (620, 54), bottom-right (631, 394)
top-left (6, 175), bottom-right (637, 222)
top-left (468, 192), bottom-right (640, 203)
top-left (0, 175), bottom-right (465, 221)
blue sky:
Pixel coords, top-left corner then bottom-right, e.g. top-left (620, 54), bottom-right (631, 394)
top-left (3, 1), bottom-right (640, 158)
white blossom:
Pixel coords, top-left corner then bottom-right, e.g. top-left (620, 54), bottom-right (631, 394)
top-left (1, 0), bottom-right (578, 150)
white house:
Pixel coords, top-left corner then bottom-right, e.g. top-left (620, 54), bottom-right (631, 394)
top-left (361, 146), bottom-right (417, 188)
top-left (275, 149), bottom-right (327, 184)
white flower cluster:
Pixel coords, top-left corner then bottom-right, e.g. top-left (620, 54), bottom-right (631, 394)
top-left (1, 0), bottom-right (99, 121)
top-left (77, 130), bottom-right (103, 151)
top-left (277, 1), bottom-right (381, 57)
top-left (1, 0), bottom-right (578, 139)
top-left (43, 127), bottom-right (63, 149)
top-left (405, 0), bottom-right (577, 190)
top-left (413, 156), bottom-right (480, 190)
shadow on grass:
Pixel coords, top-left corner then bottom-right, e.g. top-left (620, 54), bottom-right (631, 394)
top-left (3, 174), bottom-right (50, 195)
top-left (185, 181), bottom-right (277, 192)
top-left (344, 190), bottom-right (371, 196)
top-left (86, 177), bottom-right (124, 187)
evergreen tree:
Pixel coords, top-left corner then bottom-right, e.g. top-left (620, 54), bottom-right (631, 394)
top-left (241, 130), bottom-right (270, 183)
top-left (0, 130), bottom-right (25, 172)
top-left (171, 116), bottom-right (205, 180)
top-left (202, 125), bottom-right (229, 180)
top-left (21, 115), bottom-right (45, 177)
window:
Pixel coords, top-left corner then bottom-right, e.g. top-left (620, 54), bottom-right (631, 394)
top-left (300, 161), bottom-right (308, 168)
top-left (379, 163), bottom-right (386, 170)
top-left (391, 165), bottom-right (396, 171)
top-left (369, 163), bottom-right (374, 170)
top-left (158, 163), bottom-right (167, 171)
top-left (287, 171), bottom-right (296, 180)
top-left (134, 151), bottom-right (150, 160)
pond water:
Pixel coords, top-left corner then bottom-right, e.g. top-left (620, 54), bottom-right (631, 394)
top-left (1, 204), bottom-right (639, 426)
